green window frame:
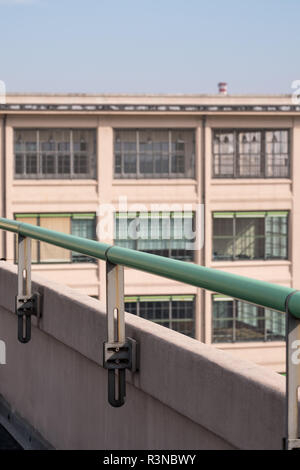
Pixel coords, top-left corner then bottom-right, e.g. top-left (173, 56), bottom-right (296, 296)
top-left (212, 211), bottom-right (288, 261)
top-left (114, 212), bottom-right (195, 261)
top-left (212, 294), bottom-right (286, 343)
top-left (14, 213), bottom-right (97, 264)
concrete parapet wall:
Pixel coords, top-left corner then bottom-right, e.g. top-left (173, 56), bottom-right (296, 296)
top-left (0, 261), bottom-right (286, 449)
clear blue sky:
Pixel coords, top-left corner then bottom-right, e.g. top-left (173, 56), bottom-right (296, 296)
top-left (0, 0), bottom-right (299, 94)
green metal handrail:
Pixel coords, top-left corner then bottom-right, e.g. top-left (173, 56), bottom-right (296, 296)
top-left (0, 216), bottom-right (299, 318)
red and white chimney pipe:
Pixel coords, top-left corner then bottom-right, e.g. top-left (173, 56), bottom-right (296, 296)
top-left (218, 82), bottom-right (228, 95)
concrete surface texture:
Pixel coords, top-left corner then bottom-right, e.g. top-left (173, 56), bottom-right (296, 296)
top-left (0, 261), bottom-right (287, 449)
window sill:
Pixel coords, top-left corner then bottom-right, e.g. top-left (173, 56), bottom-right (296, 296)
top-left (211, 178), bottom-right (292, 185)
top-left (13, 179), bottom-right (98, 186)
top-left (32, 263), bottom-right (98, 270)
top-left (213, 341), bottom-right (285, 349)
top-left (112, 178), bottom-right (197, 186)
top-left (210, 259), bottom-right (291, 268)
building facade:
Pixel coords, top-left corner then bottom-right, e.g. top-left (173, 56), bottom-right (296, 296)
top-left (1, 92), bottom-right (298, 372)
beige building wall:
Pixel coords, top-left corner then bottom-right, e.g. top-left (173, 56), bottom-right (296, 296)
top-left (0, 93), bottom-right (298, 372)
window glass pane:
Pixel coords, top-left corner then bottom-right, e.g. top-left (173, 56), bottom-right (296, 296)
top-left (235, 217), bottom-right (265, 260)
top-left (25, 154), bottom-right (38, 174)
top-left (238, 131), bottom-right (261, 177)
top-left (236, 303), bottom-right (265, 341)
top-left (73, 130), bottom-right (95, 177)
top-left (115, 152), bottom-right (122, 174)
top-left (213, 218), bottom-right (234, 260)
top-left (213, 131), bottom-right (234, 177)
top-left (212, 297), bottom-right (285, 343)
top-left (139, 130), bottom-right (169, 175)
top-left (139, 301), bottom-right (169, 322)
top-left (15, 154), bottom-right (24, 175)
top-left (14, 129), bottom-right (96, 179)
top-left (213, 218), bottom-right (233, 236)
top-left (212, 300), bottom-right (234, 342)
top-left (114, 213), bottom-right (194, 261)
top-left (42, 154), bottom-right (56, 175)
top-left (40, 130), bottom-right (60, 176)
top-left (266, 130), bottom-right (289, 177)
top-left (213, 129), bottom-right (290, 179)
top-left (15, 130), bottom-right (37, 153)
top-left (125, 302), bottom-right (138, 316)
top-left (71, 218), bottom-right (96, 262)
top-left (171, 130), bottom-right (195, 177)
top-left (114, 131), bottom-right (137, 176)
top-left (73, 129), bottom-right (95, 153)
top-left (265, 215), bottom-right (288, 259)
top-left (74, 154), bottom-right (88, 174)
top-left (265, 309), bottom-right (285, 340)
top-left (40, 130), bottom-right (56, 152)
top-left (14, 130), bottom-right (37, 177)
top-left (114, 216), bottom-right (136, 250)
top-left (114, 129), bottom-right (195, 178)
top-left (58, 154), bottom-right (71, 174)
top-left (124, 152), bottom-right (137, 174)
top-left (126, 297), bottom-right (195, 337)
top-left (171, 300), bottom-right (194, 337)
top-left (213, 212), bottom-right (288, 261)
top-left (39, 217), bottom-right (71, 262)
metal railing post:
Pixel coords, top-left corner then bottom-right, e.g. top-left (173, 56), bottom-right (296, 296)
top-left (16, 235), bottom-right (41, 344)
top-left (103, 261), bottom-right (138, 408)
top-left (285, 292), bottom-right (300, 450)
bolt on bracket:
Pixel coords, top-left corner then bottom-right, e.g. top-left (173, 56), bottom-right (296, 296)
top-left (16, 235), bottom-right (42, 344)
top-left (103, 261), bottom-right (139, 408)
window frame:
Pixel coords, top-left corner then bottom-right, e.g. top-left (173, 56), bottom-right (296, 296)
top-left (125, 295), bottom-right (195, 337)
top-left (212, 128), bottom-right (291, 179)
top-left (114, 211), bottom-right (195, 262)
top-left (114, 128), bottom-right (196, 179)
top-left (212, 294), bottom-right (286, 343)
top-left (14, 212), bottom-right (97, 264)
top-left (212, 211), bottom-right (289, 262)
top-left (14, 128), bottom-right (97, 180)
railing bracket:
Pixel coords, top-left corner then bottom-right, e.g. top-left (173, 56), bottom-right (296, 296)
top-left (16, 235), bottom-right (42, 344)
top-left (103, 338), bottom-right (138, 372)
top-left (284, 290), bottom-right (300, 450)
top-left (103, 261), bottom-right (139, 408)
top-left (16, 293), bottom-right (42, 344)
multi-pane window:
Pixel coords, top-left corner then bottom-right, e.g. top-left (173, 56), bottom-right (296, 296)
top-left (213, 129), bottom-right (290, 178)
top-left (14, 129), bottom-right (96, 179)
top-left (15, 213), bottom-right (96, 263)
top-left (212, 295), bottom-right (285, 343)
top-left (114, 129), bottom-right (195, 178)
top-left (125, 295), bottom-right (195, 337)
top-left (114, 212), bottom-right (195, 261)
top-left (212, 211), bottom-right (288, 261)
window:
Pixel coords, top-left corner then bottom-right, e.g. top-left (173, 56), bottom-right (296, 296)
top-left (212, 295), bottom-right (285, 343)
top-left (15, 213), bottom-right (96, 263)
top-left (125, 295), bottom-right (195, 337)
top-left (212, 211), bottom-right (288, 261)
top-left (114, 212), bottom-right (195, 261)
top-left (213, 129), bottom-right (290, 178)
top-left (114, 129), bottom-right (195, 178)
top-left (14, 129), bottom-right (96, 179)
